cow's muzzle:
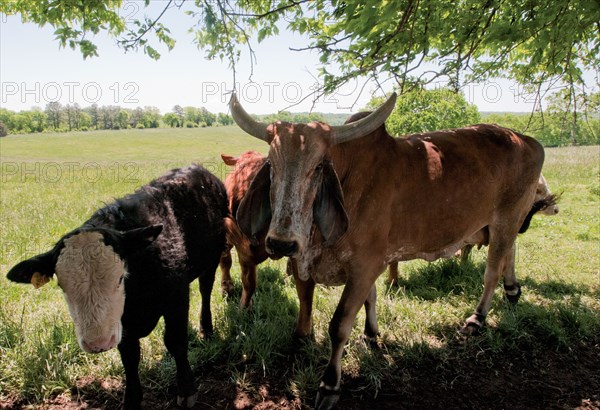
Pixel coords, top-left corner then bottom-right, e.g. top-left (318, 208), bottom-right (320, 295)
top-left (80, 334), bottom-right (118, 353)
top-left (266, 237), bottom-right (299, 257)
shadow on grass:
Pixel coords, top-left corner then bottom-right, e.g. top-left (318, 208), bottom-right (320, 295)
top-left (520, 276), bottom-right (595, 300)
top-left (32, 261), bottom-right (600, 410)
top-left (384, 258), bottom-right (486, 301)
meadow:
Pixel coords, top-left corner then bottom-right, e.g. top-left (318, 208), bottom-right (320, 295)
top-left (0, 127), bottom-right (598, 409)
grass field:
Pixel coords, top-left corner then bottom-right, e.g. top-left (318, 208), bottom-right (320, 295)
top-left (1, 128), bottom-right (599, 409)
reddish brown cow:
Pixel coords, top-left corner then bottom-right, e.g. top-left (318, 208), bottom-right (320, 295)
top-left (230, 93), bottom-right (545, 410)
top-left (219, 151), bottom-right (273, 308)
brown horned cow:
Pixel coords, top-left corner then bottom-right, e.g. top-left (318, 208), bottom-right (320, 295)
top-left (230, 92), bottom-right (545, 410)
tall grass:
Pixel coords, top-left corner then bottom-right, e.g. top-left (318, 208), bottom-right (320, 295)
top-left (0, 129), bottom-right (598, 407)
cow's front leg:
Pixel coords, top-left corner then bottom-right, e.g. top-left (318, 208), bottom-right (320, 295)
top-left (239, 259), bottom-right (257, 309)
top-left (289, 258), bottom-right (315, 338)
top-left (164, 292), bottom-right (197, 408)
top-left (118, 336), bottom-right (143, 410)
top-left (316, 278), bottom-right (375, 410)
top-left (219, 244), bottom-right (234, 295)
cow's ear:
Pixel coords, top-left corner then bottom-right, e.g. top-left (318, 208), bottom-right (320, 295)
top-left (221, 154), bottom-right (238, 166)
top-left (122, 224), bottom-right (163, 254)
top-left (237, 161), bottom-right (272, 244)
top-left (6, 250), bottom-right (57, 288)
top-left (314, 161), bottom-right (348, 246)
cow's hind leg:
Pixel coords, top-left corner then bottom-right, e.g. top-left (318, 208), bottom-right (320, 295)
top-left (501, 243), bottom-right (521, 304)
top-left (362, 284), bottom-right (378, 344)
top-left (460, 236), bottom-right (517, 335)
top-left (164, 290), bottom-right (197, 408)
top-left (198, 269), bottom-right (216, 338)
top-left (386, 262), bottom-right (399, 286)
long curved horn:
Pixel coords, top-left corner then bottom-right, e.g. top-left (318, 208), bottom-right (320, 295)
top-left (229, 93), bottom-right (270, 143)
top-left (331, 92), bottom-right (397, 144)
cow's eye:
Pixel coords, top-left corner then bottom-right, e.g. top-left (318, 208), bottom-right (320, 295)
top-left (118, 275), bottom-right (124, 286)
top-left (315, 163), bottom-right (324, 172)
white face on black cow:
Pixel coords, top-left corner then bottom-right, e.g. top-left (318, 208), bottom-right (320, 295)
top-left (55, 231), bottom-right (126, 353)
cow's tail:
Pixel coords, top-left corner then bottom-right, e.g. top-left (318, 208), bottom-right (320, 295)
top-left (518, 194), bottom-right (560, 234)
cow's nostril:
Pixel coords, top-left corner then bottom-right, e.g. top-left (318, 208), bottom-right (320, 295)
top-left (266, 237), bottom-right (298, 256)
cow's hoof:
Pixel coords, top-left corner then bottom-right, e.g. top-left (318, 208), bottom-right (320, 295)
top-left (221, 280), bottom-right (234, 296)
top-left (504, 283), bottom-right (522, 305)
top-left (239, 297), bottom-right (253, 309)
top-left (177, 392), bottom-right (197, 408)
top-left (315, 385), bottom-right (340, 410)
top-left (358, 334), bottom-right (379, 349)
top-left (459, 314), bottom-right (485, 336)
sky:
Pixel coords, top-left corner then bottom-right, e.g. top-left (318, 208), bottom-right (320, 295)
top-left (1, 2), bottom-right (597, 116)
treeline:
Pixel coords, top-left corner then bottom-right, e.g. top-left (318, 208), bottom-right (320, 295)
top-left (481, 112), bottom-right (599, 147)
top-left (0, 103), bottom-right (233, 136)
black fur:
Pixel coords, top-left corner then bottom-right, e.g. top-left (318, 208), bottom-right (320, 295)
top-left (6, 164), bottom-right (228, 410)
top-left (518, 194), bottom-right (558, 234)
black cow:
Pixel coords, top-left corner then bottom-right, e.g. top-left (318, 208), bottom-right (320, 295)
top-left (7, 164), bottom-right (228, 409)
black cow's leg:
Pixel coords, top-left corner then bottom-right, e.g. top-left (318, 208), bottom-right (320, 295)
top-left (118, 337), bottom-right (143, 410)
top-left (198, 271), bottom-right (215, 338)
top-left (164, 291), bottom-right (196, 408)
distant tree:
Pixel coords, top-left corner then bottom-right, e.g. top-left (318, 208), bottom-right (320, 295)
top-left (0, 121), bottom-right (8, 137)
top-left (79, 111), bottom-right (92, 130)
top-left (199, 107), bottom-right (216, 126)
top-left (99, 105), bottom-right (120, 129)
top-left (217, 112), bottom-right (233, 126)
top-left (45, 102), bottom-right (63, 130)
top-left (29, 107), bottom-right (47, 132)
top-left (366, 88), bottom-right (480, 136)
top-left (0, 109), bottom-right (14, 132)
top-left (65, 104), bottom-right (83, 131)
top-left (183, 107), bottom-right (201, 125)
top-left (86, 104), bottom-right (100, 130)
top-left (142, 107), bottom-right (161, 128)
top-left (116, 110), bottom-right (130, 129)
top-left (173, 105), bottom-right (185, 125)
top-left (163, 112), bottom-right (181, 127)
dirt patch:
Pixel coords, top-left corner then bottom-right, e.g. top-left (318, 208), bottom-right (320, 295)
top-left (3, 344), bottom-right (599, 410)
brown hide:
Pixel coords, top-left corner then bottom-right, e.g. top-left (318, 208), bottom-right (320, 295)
top-left (334, 124), bottom-right (543, 266)
top-left (219, 151), bottom-right (272, 308)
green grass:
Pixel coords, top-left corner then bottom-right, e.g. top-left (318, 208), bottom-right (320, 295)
top-left (0, 129), bottom-right (598, 407)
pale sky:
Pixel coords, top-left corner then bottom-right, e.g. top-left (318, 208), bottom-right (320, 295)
top-left (1, 2), bottom-right (597, 115)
